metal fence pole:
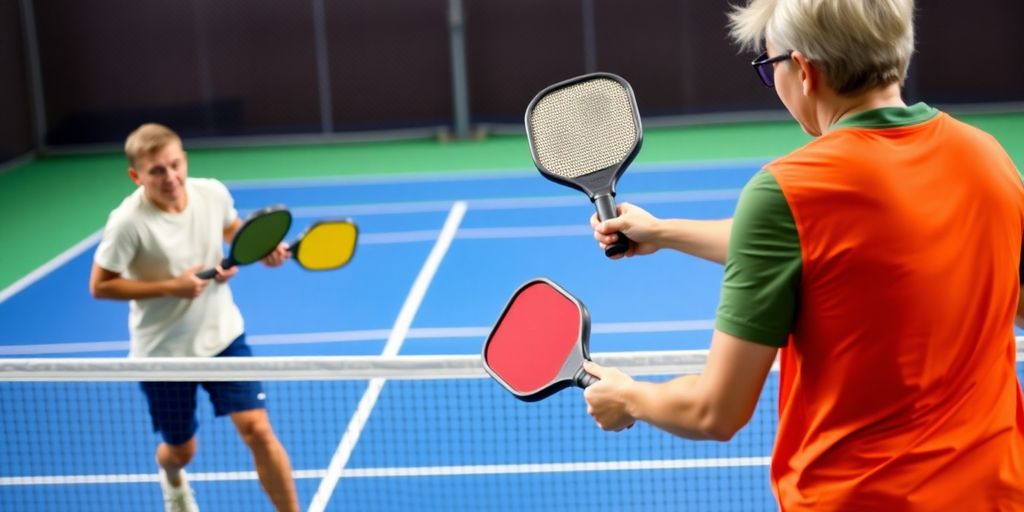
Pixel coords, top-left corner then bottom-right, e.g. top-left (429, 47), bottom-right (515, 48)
top-left (191, 0), bottom-right (216, 131)
top-left (312, 0), bottom-right (334, 134)
top-left (19, 0), bottom-right (47, 150)
top-left (581, 0), bottom-right (597, 73)
top-left (448, 0), bottom-right (471, 139)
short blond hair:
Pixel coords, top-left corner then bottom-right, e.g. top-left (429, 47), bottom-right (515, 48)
top-left (728, 0), bottom-right (915, 95)
top-left (124, 123), bottom-right (181, 168)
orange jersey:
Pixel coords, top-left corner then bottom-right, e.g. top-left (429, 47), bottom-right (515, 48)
top-left (765, 108), bottom-right (1024, 510)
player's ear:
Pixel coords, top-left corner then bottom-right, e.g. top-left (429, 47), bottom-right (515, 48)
top-left (128, 167), bottom-right (142, 185)
top-left (791, 51), bottom-right (817, 97)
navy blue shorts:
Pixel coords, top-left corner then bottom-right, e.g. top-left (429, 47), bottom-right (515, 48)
top-left (140, 334), bottom-right (266, 446)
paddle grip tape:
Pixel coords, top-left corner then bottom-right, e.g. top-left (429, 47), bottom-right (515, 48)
top-left (594, 194), bottom-right (632, 257)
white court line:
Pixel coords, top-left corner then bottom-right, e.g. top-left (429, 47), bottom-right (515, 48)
top-left (307, 201), bottom-right (467, 512)
top-left (318, 457), bottom-right (773, 477)
top-left (0, 320), bottom-right (718, 356)
top-left (224, 157), bottom-right (770, 189)
top-left (0, 456), bottom-right (770, 486)
top-left (289, 188), bottom-right (742, 218)
top-left (0, 231), bottom-right (102, 305)
top-left (360, 225), bottom-right (591, 244)
top-left (0, 340), bottom-right (131, 356)
top-left (248, 320), bottom-right (718, 345)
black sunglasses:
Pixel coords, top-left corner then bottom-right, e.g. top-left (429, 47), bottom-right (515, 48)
top-left (751, 50), bottom-right (793, 88)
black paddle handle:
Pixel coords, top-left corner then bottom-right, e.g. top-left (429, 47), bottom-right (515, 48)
top-left (195, 257), bottom-right (234, 280)
top-left (575, 367), bottom-right (599, 388)
top-left (593, 194), bottom-right (632, 258)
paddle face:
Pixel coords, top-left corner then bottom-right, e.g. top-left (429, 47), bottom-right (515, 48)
top-left (482, 278), bottom-right (594, 402)
top-left (196, 205), bottom-right (292, 280)
top-left (230, 205), bottom-right (293, 265)
top-left (525, 72), bottom-right (642, 199)
top-left (525, 72), bottom-right (643, 257)
top-left (291, 219), bottom-right (358, 271)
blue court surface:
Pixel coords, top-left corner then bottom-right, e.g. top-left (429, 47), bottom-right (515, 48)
top-left (5, 160), bottom-right (1014, 511)
top-left (0, 161), bottom-right (757, 359)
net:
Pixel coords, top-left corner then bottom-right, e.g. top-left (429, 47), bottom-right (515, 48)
top-left (2, 343), bottom-right (1022, 512)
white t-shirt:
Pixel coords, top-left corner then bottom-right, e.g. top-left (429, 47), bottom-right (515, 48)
top-left (94, 178), bottom-right (244, 358)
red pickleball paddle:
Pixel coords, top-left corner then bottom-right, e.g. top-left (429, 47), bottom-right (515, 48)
top-left (482, 278), bottom-right (597, 402)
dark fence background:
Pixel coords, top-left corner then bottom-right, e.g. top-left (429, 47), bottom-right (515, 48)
top-left (2, 0), bottom-right (1022, 164)
top-left (1, 0), bottom-right (33, 165)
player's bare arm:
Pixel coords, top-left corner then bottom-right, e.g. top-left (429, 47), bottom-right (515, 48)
top-left (584, 329), bottom-right (776, 441)
top-left (591, 205), bottom-right (732, 264)
top-left (90, 263), bottom-right (208, 300)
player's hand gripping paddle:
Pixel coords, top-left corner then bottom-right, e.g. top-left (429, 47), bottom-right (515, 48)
top-left (196, 205), bottom-right (292, 279)
top-left (525, 72), bottom-right (643, 257)
top-left (289, 219), bottom-right (359, 271)
top-left (482, 278), bottom-right (596, 402)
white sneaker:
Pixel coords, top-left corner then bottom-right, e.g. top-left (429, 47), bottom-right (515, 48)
top-left (159, 467), bottom-right (200, 512)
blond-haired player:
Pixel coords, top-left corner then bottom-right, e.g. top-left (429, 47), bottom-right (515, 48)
top-left (91, 123), bottom-right (298, 512)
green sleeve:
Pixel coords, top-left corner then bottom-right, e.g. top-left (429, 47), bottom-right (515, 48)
top-left (715, 170), bottom-right (802, 347)
top-left (1018, 166), bottom-right (1024, 284)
